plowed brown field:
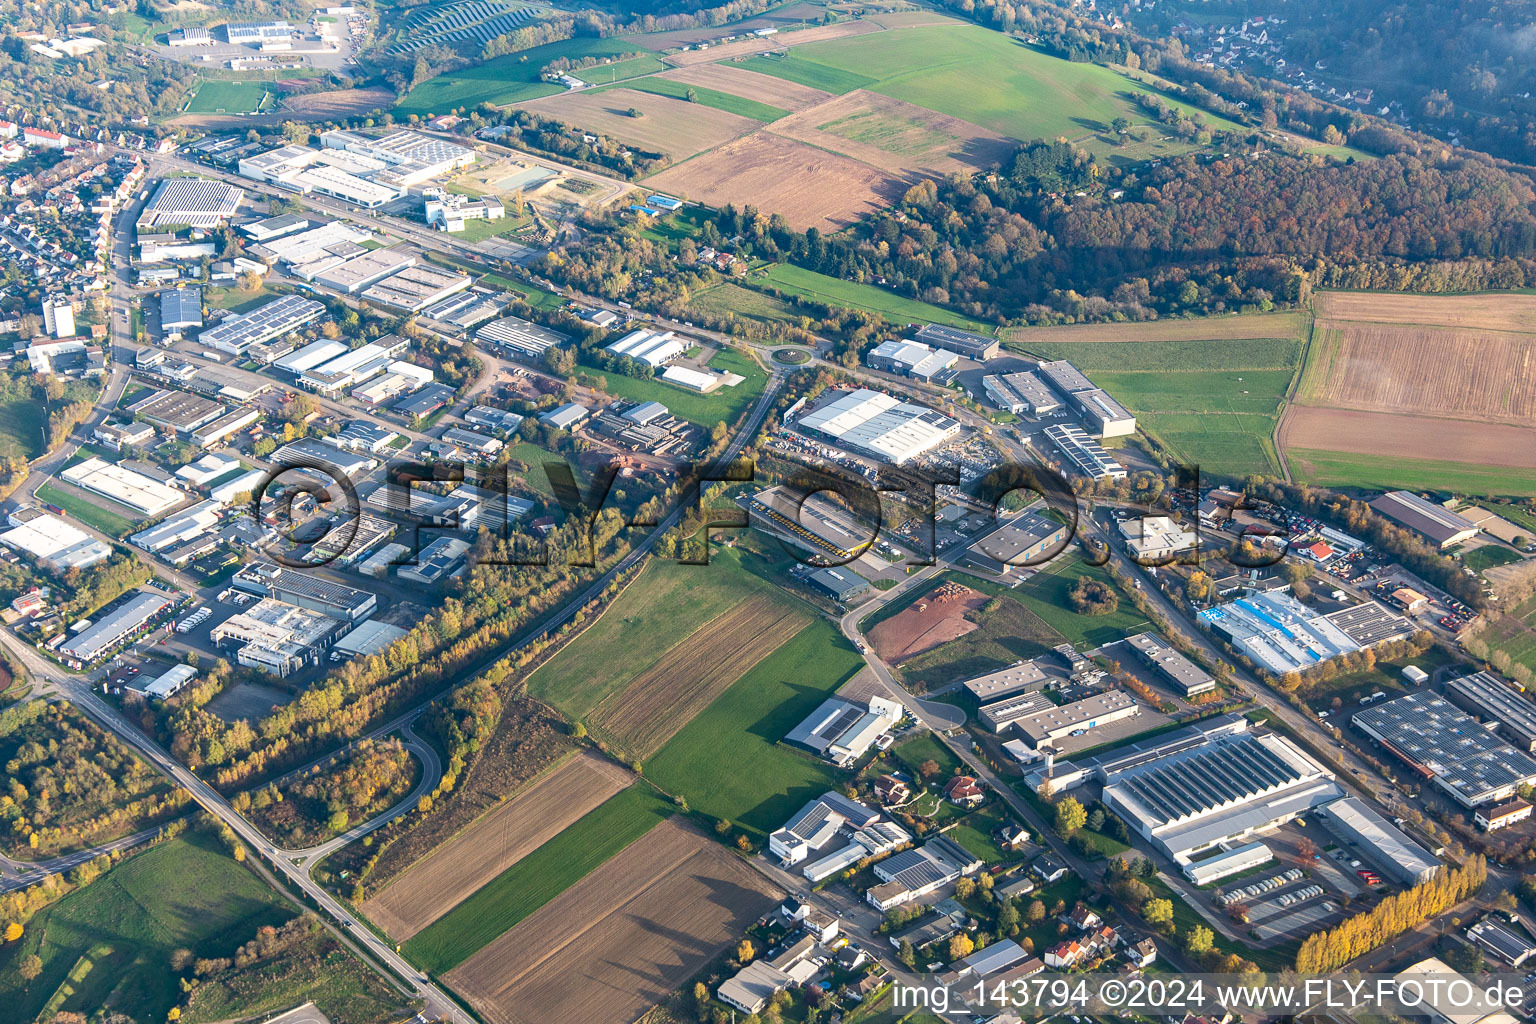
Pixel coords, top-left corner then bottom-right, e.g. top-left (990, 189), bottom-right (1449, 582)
top-left (1282, 407), bottom-right (1536, 468)
top-left (589, 594), bottom-right (810, 757)
top-left (446, 817), bottom-right (782, 1024)
top-left (514, 88), bottom-right (758, 160)
top-left (769, 89), bottom-right (1016, 176)
top-left (657, 63), bottom-right (833, 111)
top-left (361, 752), bottom-right (632, 939)
top-left (644, 131), bottom-right (900, 230)
top-left (1314, 291), bottom-right (1536, 332)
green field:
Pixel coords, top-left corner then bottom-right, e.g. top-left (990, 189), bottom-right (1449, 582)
top-left (186, 80), bottom-right (272, 114)
top-left (0, 833), bottom-right (296, 1022)
top-left (645, 617), bottom-right (864, 836)
top-left (573, 54), bottom-right (671, 85)
top-left (581, 346), bottom-right (766, 426)
top-left (593, 76), bottom-right (790, 121)
top-left (1019, 336), bottom-right (1304, 478)
top-left (403, 785), bottom-right (673, 972)
top-left (688, 282), bottom-right (808, 324)
top-left (35, 481), bottom-right (137, 536)
top-left (526, 548), bottom-right (790, 719)
top-left (754, 25), bottom-right (1245, 160)
top-left (755, 263), bottom-right (992, 330)
top-left (1288, 449), bottom-right (1536, 497)
top-left (738, 52), bottom-right (877, 94)
top-left (1464, 545), bottom-right (1525, 573)
top-left (1013, 558), bottom-right (1150, 648)
top-left (396, 37), bottom-right (652, 115)
top-left (0, 397), bottom-right (43, 460)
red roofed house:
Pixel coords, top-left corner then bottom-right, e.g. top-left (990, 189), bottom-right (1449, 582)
top-left (23, 127), bottom-right (66, 149)
top-left (1303, 540), bottom-right (1333, 561)
top-left (944, 775), bottom-right (984, 807)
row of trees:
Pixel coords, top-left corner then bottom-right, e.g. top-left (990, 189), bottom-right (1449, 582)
top-left (1296, 856), bottom-right (1487, 972)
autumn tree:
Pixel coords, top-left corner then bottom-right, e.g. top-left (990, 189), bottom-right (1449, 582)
top-left (1055, 796), bottom-right (1087, 837)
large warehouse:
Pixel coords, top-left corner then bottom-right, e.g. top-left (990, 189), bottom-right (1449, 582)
top-left (477, 316), bottom-right (570, 358)
top-left (136, 178), bottom-right (244, 230)
top-left (232, 562), bottom-right (378, 622)
top-left (1199, 590), bottom-right (1360, 675)
top-left (867, 339), bottom-right (958, 382)
top-left (1444, 671), bottom-right (1536, 751)
top-left (914, 323), bottom-right (999, 360)
top-left (61, 458), bottom-right (184, 516)
top-left (983, 371), bottom-right (1061, 415)
top-left (1044, 423), bottom-right (1126, 481)
top-left (1354, 692), bottom-right (1536, 807)
top-left (1369, 491), bottom-right (1480, 549)
top-left (606, 328), bottom-right (685, 368)
top-left (1314, 796), bottom-right (1441, 886)
top-left (1101, 728), bottom-right (1345, 870)
top-left (0, 510), bottom-right (110, 570)
top-left (199, 295), bottom-right (325, 356)
top-left (794, 388), bottom-right (960, 465)
top-left (1035, 359), bottom-right (1137, 438)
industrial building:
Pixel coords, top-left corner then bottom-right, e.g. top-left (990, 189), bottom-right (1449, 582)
top-left (767, 792), bottom-right (909, 883)
top-left (785, 694), bottom-right (903, 766)
top-left (57, 592), bottom-right (172, 665)
top-left (275, 339), bottom-right (349, 375)
top-left (475, 315), bottom-right (569, 358)
top-left (361, 265), bottom-right (472, 312)
top-left (1184, 841), bottom-right (1273, 886)
top-left (232, 562), bottom-right (377, 621)
top-left (397, 536), bottom-right (471, 585)
top-left (298, 338), bottom-right (408, 395)
top-left (1370, 491), bottom-right (1481, 549)
top-left (211, 598), bottom-right (344, 676)
top-left (318, 129), bottom-right (476, 185)
top-left (1010, 691), bottom-right (1139, 750)
top-left (1101, 726), bottom-right (1345, 871)
top-left (199, 294), bottom-right (325, 356)
top-left (659, 364), bottom-right (726, 392)
top-left (538, 402), bottom-right (589, 431)
top-left (968, 510), bottom-right (1067, 573)
top-left (1124, 632), bottom-right (1216, 697)
top-left (237, 144), bottom-right (405, 208)
top-left (867, 835), bottom-right (984, 910)
top-left (749, 486), bottom-right (873, 562)
top-left (1034, 359), bottom-right (1136, 437)
top-left (248, 222), bottom-right (371, 266)
top-left (866, 338), bottom-right (958, 382)
top-left (606, 328), bottom-right (685, 368)
top-left (159, 288), bottom-right (202, 340)
top-left (913, 324), bottom-right (999, 361)
top-left (1119, 515), bottom-right (1198, 562)
top-left (129, 663), bottom-right (197, 701)
top-left (129, 389), bottom-right (226, 435)
top-left (958, 660), bottom-right (1049, 703)
top-left (1044, 423), bottom-right (1126, 480)
top-left (1314, 796), bottom-right (1441, 886)
top-left (136, 178), bottom-right (244, 230)
top-left (270, 437), bottom-right (378, 479)
top-left (794, 388), bottom-right (960, 465)
top-left (423, 190), bottom-right (504, 231)
top-left (0, 510), bottom-right (110, 570)
top-left (805, 566), bottom-right (870, 603)
top-left (240, 214), bottom-right (310, 242)
top-left (977, 690), bottom-right (1057, 734)
top-left (312, 248), bottom-right (418, 293)
top-left (1199, 590), bottom-right (1361, 676)
top-left (60, 458), bottom-right (184, 516)
top-left (1354, 693), bottom-right (1536, 808)
top-left (130, 500), bottom-right (223, 554)
top-left (333, 620), bottom-right (408, 658)
top-left (1476, 798), bottom-right (1534, 832)
top-left (983, 370), bottom-right (1061, 415)
top-left (1443, 671), bottom-right (1536, 752)
top-left (1323, 602), bottom-right (1417, 647)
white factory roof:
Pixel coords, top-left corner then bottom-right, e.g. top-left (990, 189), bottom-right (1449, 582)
top-left (334, 619), bottom-right (407, 657)
top-left (61, 458), bottom-right (184, 516)
top-left (0, 513), bottom-right (110, 569)
top-left (796, 388), bottom-right (960, 465)
top-left (274, 338), bottom-right (348, 373)
top-left (607, 329), bottom-right (685, 368)
top-left (175, 452), bottom-right (242, 486)
top-left (210, 469), bottom-right (267, 504)
top-left (659, 364), bottom-right (722, 391)
top-left (1199, 590), bottom-right (1360, 676)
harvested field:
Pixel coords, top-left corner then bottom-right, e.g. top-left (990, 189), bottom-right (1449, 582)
top-left (282, 87), bottom-right (395, 119)
top-left (662, 19), bottom-right (880, 66)
top-left (769, 88), bottom-right (1017, 176)
top-left (644, 131), bottom-right (899, 231)
top-left (1296, 321), bottom-right (1536, 426)
top-left (361, 752), bottom-right (632, 940)
top-left (867, 583), bottom-right (988, 663)
top-left (658, 63), bottom-right (833, 111)
top-left (1314, 291), bottom-right (1536, 333)
top-left (634, 2), bottom-right (823, 49)
top-left (589, 594), bottom-right (810, 757)
top-left (446, 817), bottom-right (782, 1024)
top-left (1002, 312), bottom-right (1306, 345)
top-left (862, 10), bottom-right (967, 28)
top-left (514, 88), bottom-right (758, 160)
top-left (1282, 407), bottom-right (1536, 469)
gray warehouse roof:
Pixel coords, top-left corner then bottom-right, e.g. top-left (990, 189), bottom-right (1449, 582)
top-left (1314, 796), bottom-right (1440, 886)
top-left (1354, 692), bottom-right (1536, 805)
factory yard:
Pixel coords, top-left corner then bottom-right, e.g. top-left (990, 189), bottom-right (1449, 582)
top-left (445, 817), bottom-right (782, 1024)
top-left (361, 752), bottom-right (634, 941)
